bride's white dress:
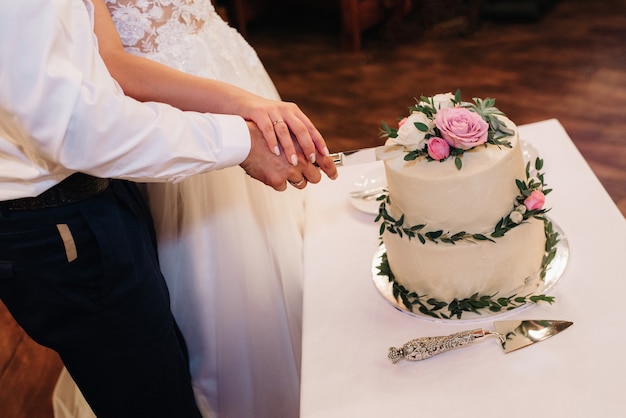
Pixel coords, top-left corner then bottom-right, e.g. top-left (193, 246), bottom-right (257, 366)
top-left (53, 1), bottom-right (304, 417)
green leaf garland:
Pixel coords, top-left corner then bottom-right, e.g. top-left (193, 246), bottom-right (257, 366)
top-left (376, 219), bottom-right (559, 320)
top-left (375, 157), bottom-right (551, 244)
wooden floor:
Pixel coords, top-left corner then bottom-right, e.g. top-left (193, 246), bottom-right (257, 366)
top-left (247, 0), bottom-right (626, 217)
top-left (1, 1), bottom-right (624, 416)
top-left (0, 300), bottom-right (63, 417)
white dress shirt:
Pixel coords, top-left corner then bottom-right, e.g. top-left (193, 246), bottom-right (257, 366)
top-left (0, 0), bottom-right (250, 200)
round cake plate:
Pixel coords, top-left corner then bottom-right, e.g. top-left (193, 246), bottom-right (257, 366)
top-left (371, 221), bottom-right (569, 324)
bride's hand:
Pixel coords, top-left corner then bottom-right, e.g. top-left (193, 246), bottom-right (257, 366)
top-left (234, 95), bottom-right (330, 167)
top-left (241, 122), bottom-right (337, 191)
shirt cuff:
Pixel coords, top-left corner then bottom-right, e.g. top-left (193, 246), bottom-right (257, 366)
top-left (210, 113), bottom-right (251, 170)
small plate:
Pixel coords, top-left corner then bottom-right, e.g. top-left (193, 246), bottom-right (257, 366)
top-left (371, 221), bottom-right (569, 324)
top-left (348, 166), bottom-right (386, 215)
top-left (521, 139), bottom-right (540, 162)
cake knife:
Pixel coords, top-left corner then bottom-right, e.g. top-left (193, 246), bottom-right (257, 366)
top-left (388, 319), bottom-right (573, 363)
top-left (327, 145), bottom-right (404, 166)
top-left (328, 149), bottom-right (374, 166)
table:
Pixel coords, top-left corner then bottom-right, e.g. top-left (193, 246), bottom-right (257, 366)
top-left (301, 119), bottom-right (626, 417)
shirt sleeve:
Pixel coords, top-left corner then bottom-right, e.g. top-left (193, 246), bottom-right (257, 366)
top-left (0, 0), bottom-right (251, 185)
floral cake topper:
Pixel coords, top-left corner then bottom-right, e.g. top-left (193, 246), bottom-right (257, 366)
top-left (381, 89), bottom-right (515, 169)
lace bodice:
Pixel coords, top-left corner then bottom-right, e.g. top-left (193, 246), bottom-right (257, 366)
top-left (104, 0), bottom-right (277, 97)
top-left (105, 0), bottom-right (212, 54)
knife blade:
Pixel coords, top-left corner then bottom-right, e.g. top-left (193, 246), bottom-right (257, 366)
top-left (328, 145), bottom-right (407, 166)
top-left (388, 319), bottom-right (573, 363)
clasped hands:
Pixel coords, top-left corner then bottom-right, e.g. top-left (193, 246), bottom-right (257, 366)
top-left (240, 121), bottom-right (338, 191)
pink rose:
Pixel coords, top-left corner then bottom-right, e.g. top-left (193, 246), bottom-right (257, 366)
top-left (524, 190), bottom-right (545, 211)
top-left (398, 117), bottom-right (407, 128)
top-left (434, 107), bottom-right (489, 150)
top-left (427, 137), bottom-right (450, 161)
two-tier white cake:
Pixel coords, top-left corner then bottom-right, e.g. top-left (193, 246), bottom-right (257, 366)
top-left (375, 91), bottom-right (558, 319)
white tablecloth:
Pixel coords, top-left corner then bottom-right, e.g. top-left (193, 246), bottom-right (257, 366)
top-left (300, 119), bottom-right (626, 417)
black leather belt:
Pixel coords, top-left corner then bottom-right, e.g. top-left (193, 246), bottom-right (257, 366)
top-left (1, 173), bottom-right (111, 211)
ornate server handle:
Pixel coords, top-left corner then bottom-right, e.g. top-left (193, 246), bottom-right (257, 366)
top-left (388, 329), bottom-right (503, 363)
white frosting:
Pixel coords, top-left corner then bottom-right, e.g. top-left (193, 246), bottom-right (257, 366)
top-left (383, 218), bottom-right (546, 301)
top-left (378, 116), bottom-right (548, 302)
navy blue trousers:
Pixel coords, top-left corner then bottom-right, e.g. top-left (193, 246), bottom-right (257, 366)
top-left (0, 180), bottom-right (201, 418)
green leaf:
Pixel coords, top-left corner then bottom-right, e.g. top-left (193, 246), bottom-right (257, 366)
top-left (484, 98), bottom-right (496, 108)
top-left (530, 294), bottom-right (555, 304)
top-left (454, 88), bottom-right (462, 104)
top-left (473, 234), bottom-right (496, 243)
top-left (455, 156), bottom-right (462, 170)
top-left (415, 122), bottom-right (429, 132)
top-left (535, 157), bottom-right (544, 170)
top-left (425, 230), bottom-right (443, 241)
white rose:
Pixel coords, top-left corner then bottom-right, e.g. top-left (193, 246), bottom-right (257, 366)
top-left (388, 111), bottom-right (432, 151)
top-left (432, 92), bottom-right (456, 110)
top-left (510, 210), bottom-right (524, 224)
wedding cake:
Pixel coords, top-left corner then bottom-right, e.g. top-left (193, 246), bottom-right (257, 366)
top-left (375, 91), bottom-right (559, 319)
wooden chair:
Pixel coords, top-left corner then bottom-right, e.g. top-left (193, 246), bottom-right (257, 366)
top-left (225, 0), bottom-right (410, 52)
top-left (224, 0), bottom-right (268, 38)
top-left (341, 0), bottom-right (412, 52)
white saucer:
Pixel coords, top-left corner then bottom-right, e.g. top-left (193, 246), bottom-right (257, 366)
top-left (348, 166), bottom-right (386, 215)
top-left (521, 138), bottom-right (540, 162)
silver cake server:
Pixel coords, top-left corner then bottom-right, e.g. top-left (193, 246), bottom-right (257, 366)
top-left (388, 319), bottom-right (573, 363)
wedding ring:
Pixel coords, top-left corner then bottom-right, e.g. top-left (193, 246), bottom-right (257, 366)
top-left (273, 119), bottom-right (285, 126)
top-left (288, 176), bottom-right (306, 187)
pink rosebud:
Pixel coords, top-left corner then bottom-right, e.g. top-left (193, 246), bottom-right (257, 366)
top-left (398, 117), bottom-right (408, 128)
top-left (524, 190), bottom-right (545, 211)
top-left (434, 107), bottom-right (489, 150)
top-left (427, 137), bottom-right (450, 161)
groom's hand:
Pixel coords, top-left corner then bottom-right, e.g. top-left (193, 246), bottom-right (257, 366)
top-left (240, 122), bottom-right (338, 191)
